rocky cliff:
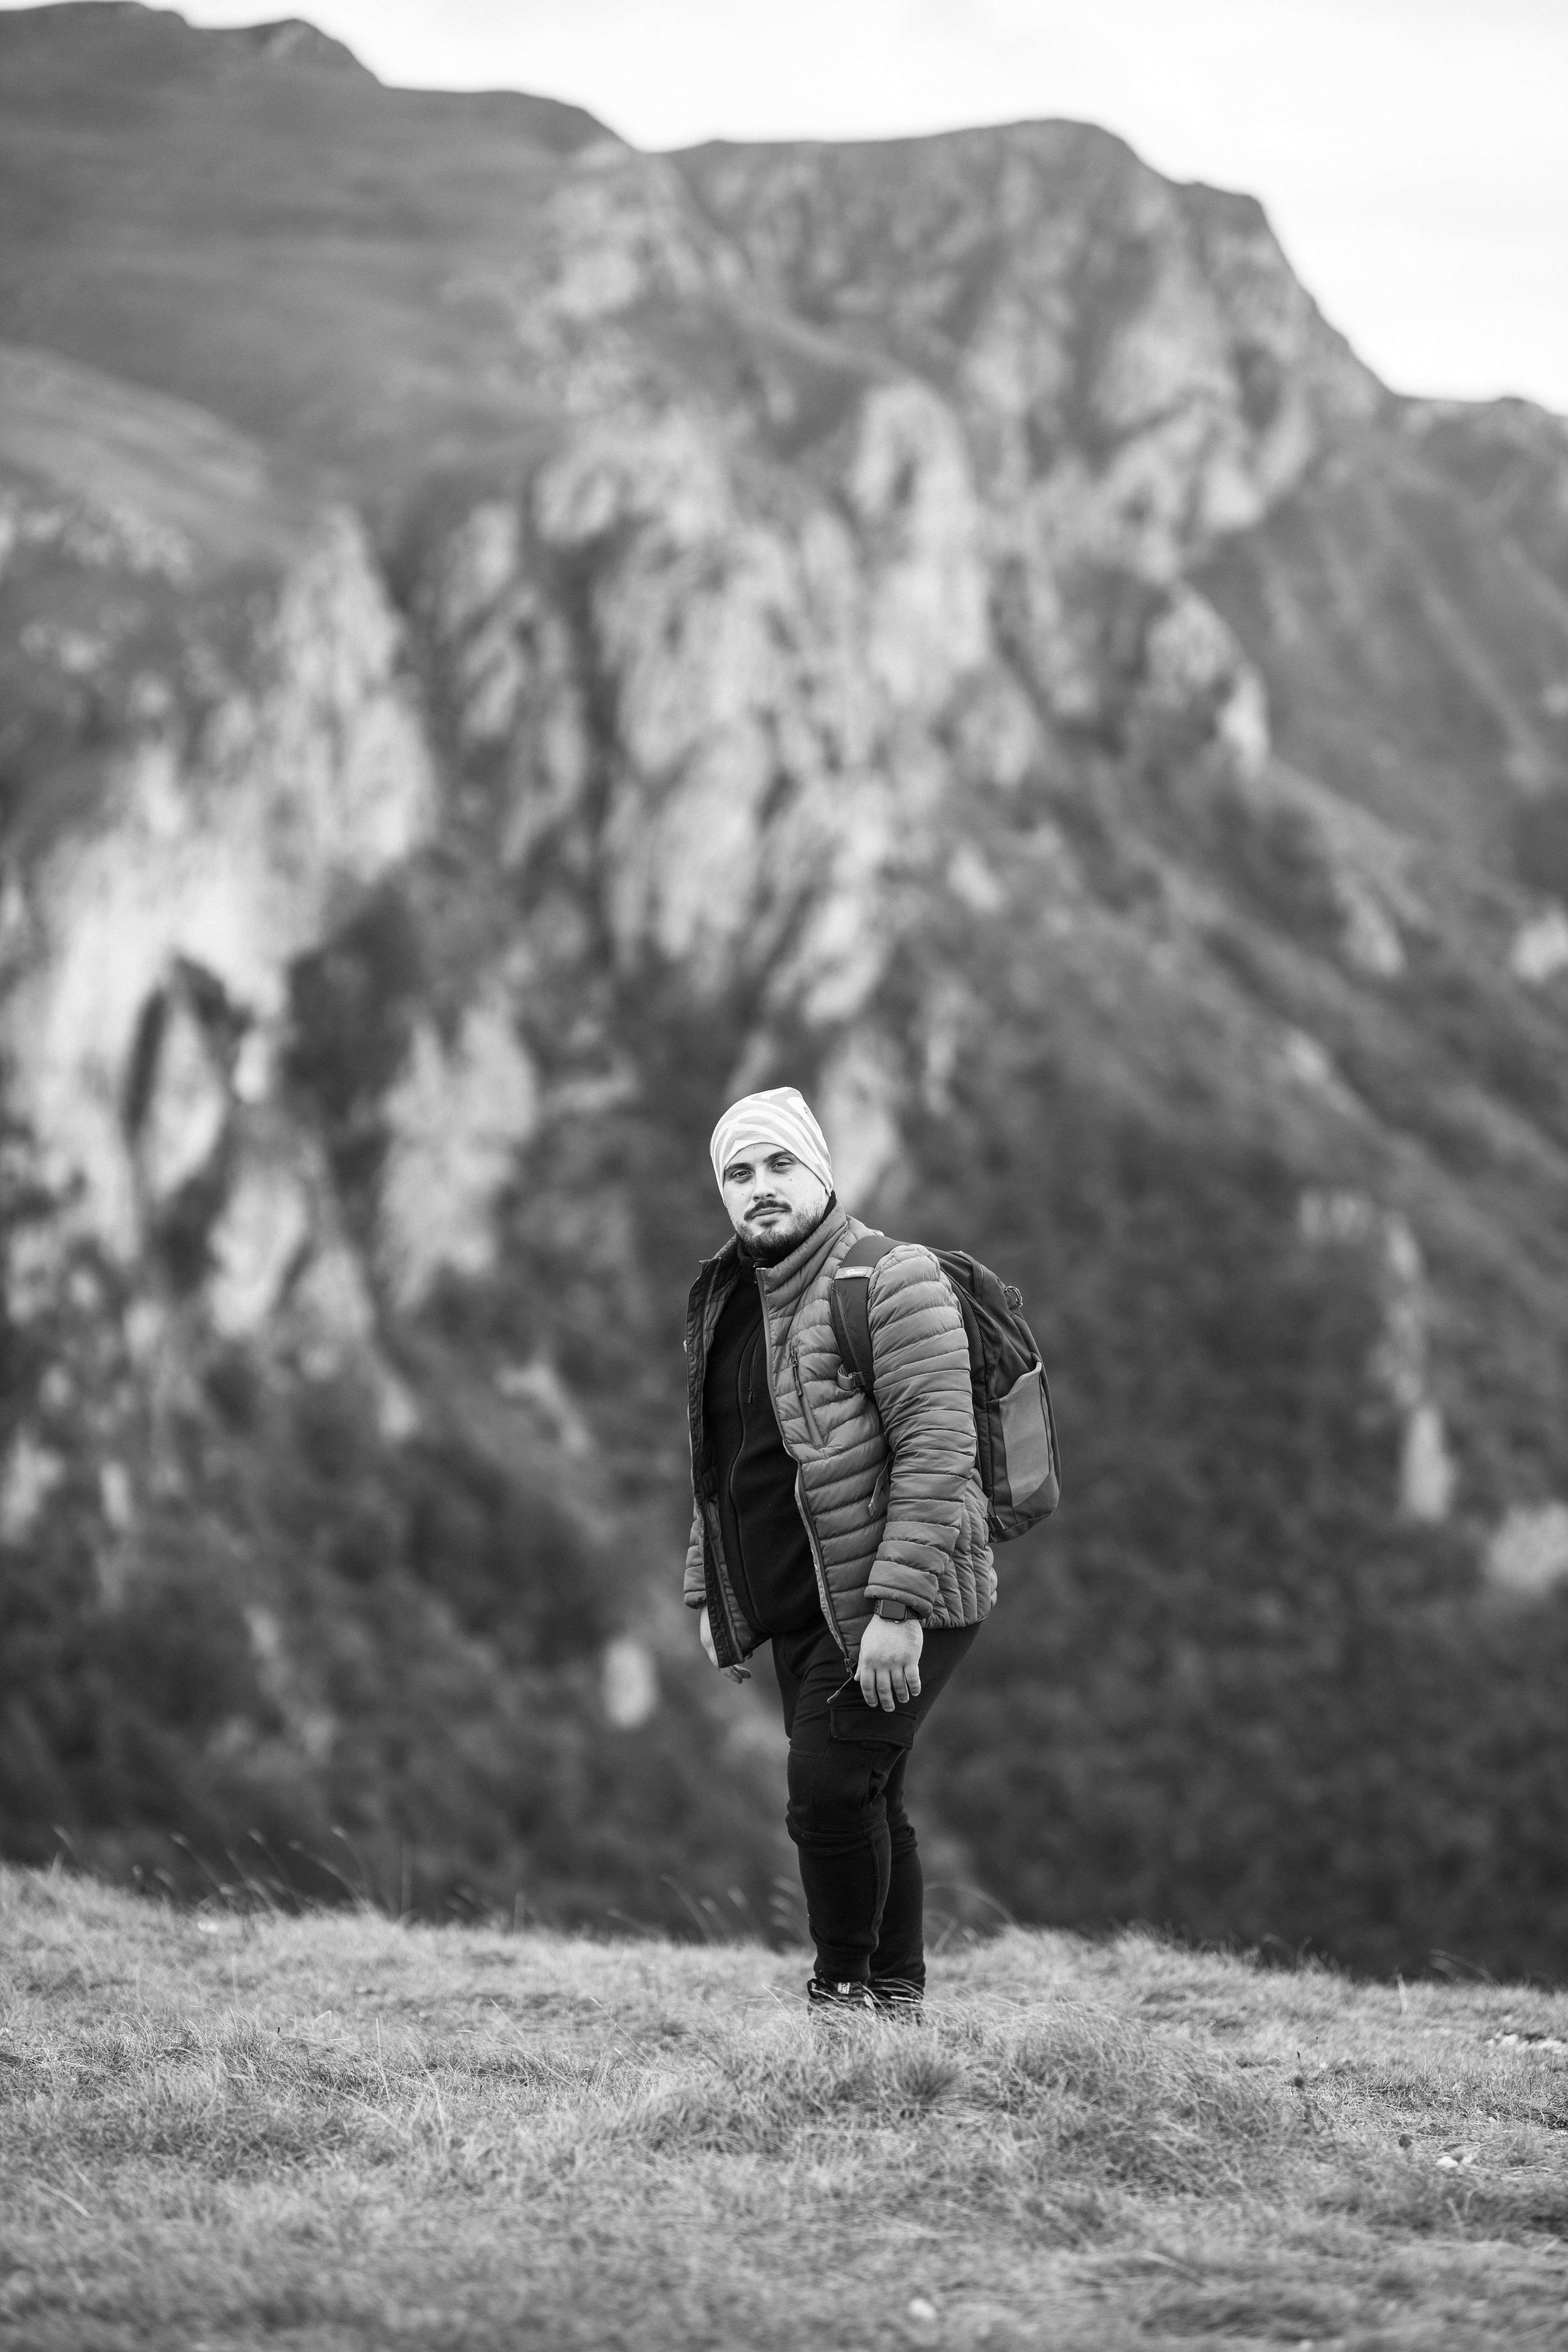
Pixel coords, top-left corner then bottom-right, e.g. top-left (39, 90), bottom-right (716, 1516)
top-left (3, 4), bottom-right (1567, 1968)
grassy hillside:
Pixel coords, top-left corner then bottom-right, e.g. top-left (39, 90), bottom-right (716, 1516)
top-left (2, 1867), bottom-right (1566, 2350)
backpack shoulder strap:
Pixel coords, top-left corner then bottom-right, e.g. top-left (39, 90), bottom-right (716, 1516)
top-left (828, 1233), bottom-right (899, 1393)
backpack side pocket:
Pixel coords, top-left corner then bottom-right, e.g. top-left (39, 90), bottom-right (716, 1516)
top-left (992, 1361), bottom-right (1059, 1533)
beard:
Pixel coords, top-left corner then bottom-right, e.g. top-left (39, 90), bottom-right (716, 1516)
top-left (738, 1194), bottom-right (832, 1265)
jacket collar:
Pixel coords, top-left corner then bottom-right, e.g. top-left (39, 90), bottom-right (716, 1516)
top-left (697, 1197), bottom-right (848, 1290)
top-left (755, 1198), bottom-right (850, 1314)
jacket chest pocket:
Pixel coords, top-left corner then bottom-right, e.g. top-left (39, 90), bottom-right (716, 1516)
top-left (790, 1345), bottom-right (826, 1448)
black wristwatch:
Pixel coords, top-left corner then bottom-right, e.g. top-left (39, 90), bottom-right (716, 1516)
top-left (874, 1598), bottom-right (912, 1622)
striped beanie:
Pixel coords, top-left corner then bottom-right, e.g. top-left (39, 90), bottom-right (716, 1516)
top-left (709, 1087), bottom-right (834, 1197)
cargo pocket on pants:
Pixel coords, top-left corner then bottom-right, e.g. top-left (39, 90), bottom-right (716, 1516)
top-left (827, 1679), bottom-right (918, 1749)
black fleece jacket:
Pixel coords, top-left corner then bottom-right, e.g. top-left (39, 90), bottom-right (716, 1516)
top-left (703, 1259), bottom-right (821, 1637)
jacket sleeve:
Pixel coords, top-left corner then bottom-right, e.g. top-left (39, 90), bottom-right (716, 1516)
top-left (863, 1245), bottom-right (975, 1616)
top-left (684, 1500), bottom-right (707, 1611)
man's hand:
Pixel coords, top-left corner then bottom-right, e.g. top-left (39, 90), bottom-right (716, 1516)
top-left (698, 1605), bottom-right (750, 1682)
top-left (857, 1612), bottom-right (923, 1710)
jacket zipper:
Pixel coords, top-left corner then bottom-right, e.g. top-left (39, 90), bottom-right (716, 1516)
top-left (756, 1270), bottom-right (849, 1659)
top-left (702, 1499), bottom-right (744, 1666)
top-left (691, 1257), bottom-right (748, 1668)
top-left (794, 1467), bottom-right (848, 1660)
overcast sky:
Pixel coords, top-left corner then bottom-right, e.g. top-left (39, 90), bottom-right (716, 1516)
top-left (15, 0), bottom-right (1568, 409)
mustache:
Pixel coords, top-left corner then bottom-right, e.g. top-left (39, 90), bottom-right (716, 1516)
top-left (744, 1198), bottom-right (791, 1216)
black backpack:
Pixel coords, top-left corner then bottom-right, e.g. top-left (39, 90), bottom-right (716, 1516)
top-left (828, 1235), bottom-right (1061, 1541)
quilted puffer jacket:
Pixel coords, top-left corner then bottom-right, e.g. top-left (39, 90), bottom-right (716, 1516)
top-left (684, 1201), bottom-right (995, 1668)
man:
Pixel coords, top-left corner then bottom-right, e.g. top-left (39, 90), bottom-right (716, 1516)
top-left (683, 1085), bottom-right (994, 2012)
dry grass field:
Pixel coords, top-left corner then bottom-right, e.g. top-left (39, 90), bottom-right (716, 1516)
top-left (1, 1864), bottom-right (1566, 2350)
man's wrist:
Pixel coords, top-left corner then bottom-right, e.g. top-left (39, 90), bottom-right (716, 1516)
top-left (873, 1597), bottom-right (915, 1622)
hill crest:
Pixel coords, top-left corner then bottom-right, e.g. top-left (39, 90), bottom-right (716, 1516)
top-left (2, 1863), bottom-right (1567, 2347)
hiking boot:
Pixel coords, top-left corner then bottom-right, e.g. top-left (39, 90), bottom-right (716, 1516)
top-left (869, 1976), bottom-right (926, 2020)
top-left (806, 1975), bottom-right (875, 2013)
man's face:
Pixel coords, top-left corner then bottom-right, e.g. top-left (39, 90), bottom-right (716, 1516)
top-left (720, 1146), bottom-right (829, 1263)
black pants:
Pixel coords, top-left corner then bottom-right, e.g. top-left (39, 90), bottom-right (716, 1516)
top-left (771, 1618), bottom-right (980, 1988)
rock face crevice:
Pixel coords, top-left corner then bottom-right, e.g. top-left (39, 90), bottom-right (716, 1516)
top-left (3, 6), bottom-right (1568, 1966)
top-left (4, 498), bottom-right (434, 1309)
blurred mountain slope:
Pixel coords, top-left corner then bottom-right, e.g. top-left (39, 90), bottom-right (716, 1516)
top-left (2, 3), bottom-right (1568, 1968)
top-left (0, 1), bottom-right (617, 489)
top-left (0, 340), bottom-right (313, 571)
